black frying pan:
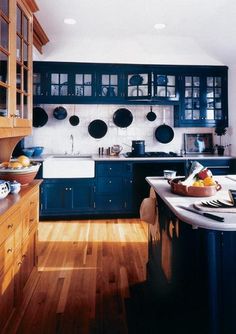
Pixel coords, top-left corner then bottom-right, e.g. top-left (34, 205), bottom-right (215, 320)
top-left (155, 109), bottom-right (174, 144)
top-left (113, 108), bottom-right (133, 128)
top-left (69, 115), bottom-right (80, 126)
top-left (33, 107), bottom-right (48, 127)
top-left (146, 106), bottom-right (156, 122)
top-left (88, 119), bottom-right (108, 139)
top-left (53, 106), bottom-right (67, 120)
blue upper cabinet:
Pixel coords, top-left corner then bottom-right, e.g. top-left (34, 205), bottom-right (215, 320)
top-left (174, 66), bottom-right (228, 127)
top-left (33, 62), bottom-right (228, 127)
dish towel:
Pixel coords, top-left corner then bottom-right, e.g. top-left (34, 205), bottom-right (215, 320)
top-left (140, 187), bottom-right (160, 241)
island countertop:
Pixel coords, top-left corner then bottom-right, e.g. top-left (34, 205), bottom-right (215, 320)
top-left (146, 175), bottom-right (236, 231)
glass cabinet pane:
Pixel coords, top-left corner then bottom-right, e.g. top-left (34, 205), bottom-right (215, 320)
top-left (127, 73), bottom-right (149, 98)
top-left (154, 74), bottom-right (176, 98)
top-left (16, 6), bottom-right (21, 34)
top-left (0, 0), bottom-right (9, 16)
top-left (75, 73), bottom-right (92, 96)
top-left (100, 74), bottom-right (118, 97)
top-left (16, 35), bottom-right (21, 61)
top-left (183, 76), bottom-right (200, 121)
top-left (0, 51), bottom-right (8, 83)
top-left (51, 73), bottom-right (59, 84)
top-left (23, 15), bottom-right (28, 41)
top-left (16, 63), bottom-right (21, 89)
top-left (0, 17), bottom-right (8, 50)
top-left (0, 86), bottom-right (7, 115)
top-left (50, 73), bottom-right (68, 96)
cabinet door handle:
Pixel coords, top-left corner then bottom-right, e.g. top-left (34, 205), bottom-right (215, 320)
top-left (109, 180), bottom-right (112, 184)
top-left (8, 224), bottom-right (13, 229)
top-left (109, 199), bottom-right (112, 203)
top-left (7, 248), bottom-right (13, 253)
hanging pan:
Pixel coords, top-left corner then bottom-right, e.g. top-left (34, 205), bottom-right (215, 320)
top-left (33, 106), bottom-right (48, 127)
top-left (88, 119), bottom-right (108, 139)
top-left (146, 106), bottom-right (156, 122)
top-left (69, 106), bottom-right (80, 126)
top-left (53, 106), bottom-right (67, 120)
top-left (113, 108), bottom-right (133, 128)
top-left (155, 109), bottom-right (174, 144)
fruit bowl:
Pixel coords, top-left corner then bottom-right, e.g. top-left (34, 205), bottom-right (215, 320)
top-left (168, 177), bottom-right (221, 197)
top-left (0, 163), bottom-right (40, 185)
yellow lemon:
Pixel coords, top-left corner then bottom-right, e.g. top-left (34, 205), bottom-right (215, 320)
top-left (8, 161), bottom-right (23, 169)
top-left (203, 176), bottom-right (216, 186)
top-left (17, 155), bottom-right (30, 167)
top-left (192, 180), bottom-right (205, 187)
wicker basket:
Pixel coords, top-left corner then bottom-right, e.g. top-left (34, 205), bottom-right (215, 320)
top-left (168, 177), bottom-right (221, 197)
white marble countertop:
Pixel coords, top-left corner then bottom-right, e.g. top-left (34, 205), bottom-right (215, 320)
top-left (146, 175), bottom-right (236, 231)
top-left (31, 154), bottom-right (234, 162)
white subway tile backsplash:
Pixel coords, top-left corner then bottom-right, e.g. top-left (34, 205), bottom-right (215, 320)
top-left (25, 104), bottom-right (215, 155)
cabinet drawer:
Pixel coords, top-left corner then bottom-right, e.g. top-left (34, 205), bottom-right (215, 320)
top-left (96, 163), bottom-right (124, 176)
top-left (97, 177), bottom-right (123, 193)
top-left (95, 195), bottom-right (125, 211)
top-left (0, 234), bottom-right (14, 275)
top-left (0, 210), bottom-right (19, 247)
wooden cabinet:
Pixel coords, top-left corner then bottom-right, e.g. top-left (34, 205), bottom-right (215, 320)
top-left (174, 67), bottom-right (228, 127)
top-left (0, 181), bottom-right (40, 331)
top-left (40, 178), bottom-right (95, 218)
top-left (0, 0), bottom-right (33, 137)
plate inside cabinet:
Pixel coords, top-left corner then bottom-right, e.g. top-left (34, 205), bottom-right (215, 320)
top-left (88, 119), bottom-right (108, 139)
top-left (156, 75), bottom-right (168, 85)
top-left (129, 74), bottom-right (143, 86)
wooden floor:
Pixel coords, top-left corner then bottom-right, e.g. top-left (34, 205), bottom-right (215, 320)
top-left (5, 219), bottom-right (148, 334)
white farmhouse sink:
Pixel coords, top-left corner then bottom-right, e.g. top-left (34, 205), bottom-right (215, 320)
top-left (43, 156), bottom-right (95, 178)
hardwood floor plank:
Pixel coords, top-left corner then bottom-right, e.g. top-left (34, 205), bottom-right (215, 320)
top-left (5, 219), bottom-right (148, 334)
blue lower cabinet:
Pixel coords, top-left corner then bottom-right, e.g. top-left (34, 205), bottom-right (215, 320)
top-left (94, 162), bottom-right (136, 215)
top-left (40, 179), bottom-right (95, 217)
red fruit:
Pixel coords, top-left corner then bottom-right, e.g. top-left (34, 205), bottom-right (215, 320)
top-left (198, 168), bottom-right (212, 180)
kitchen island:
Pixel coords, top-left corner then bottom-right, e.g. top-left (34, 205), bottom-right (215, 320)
top-left (146, 176), bottom-right (236, 334)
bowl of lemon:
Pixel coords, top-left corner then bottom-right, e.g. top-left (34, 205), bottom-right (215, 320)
top-left (0, 155), bottom-right (40, 186)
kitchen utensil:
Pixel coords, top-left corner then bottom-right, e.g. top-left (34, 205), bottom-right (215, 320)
top-left (33, 106), bottom-right (48, 127)
top-left (146, 106), bottom-right (157, 122)
top-left (113, 108), bottom-right (133, 128)
top-left (102, 86), bottom-right (116, 97)
top-left (0, 180), bottom-right (10, 199)
top-left (163, 170), bottom-right (176, 180)
top-left (169, 177), bottom-right (221, 197)
top-left (69, 105), bottom-right (80, 126)
top-left (22, 148), bottom-right (35, 157)
top-left (178, 205), bottom-right (224, 222)
top-left (9, 180), bottom-right (21, 194)
top-left (88, 119), bottom-right (108, 139)
top-left (131, 140), bottom-right (145, 156)
top-left (155, 108), bottom-right (174, 144)
top-left (53, 106), bottom-right (67, 120)
top-left (111, 145), bottom-right (123, 155)
top-left (32, 146), bottom-right (44, 157)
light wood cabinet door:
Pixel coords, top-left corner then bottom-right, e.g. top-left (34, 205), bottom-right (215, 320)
top-left (0, 266), bottom-right (14, 330)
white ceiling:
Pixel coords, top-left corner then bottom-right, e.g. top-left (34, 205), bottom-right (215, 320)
top-left (35, 0), bottom-right (236, 66)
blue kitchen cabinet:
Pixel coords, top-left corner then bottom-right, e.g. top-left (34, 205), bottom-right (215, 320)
top-left (174, 66), bottom-right (228, 127)
top-left (40, 179), bottom-right (95, 218)
top-left (94, 161), bottom-right (136, 214)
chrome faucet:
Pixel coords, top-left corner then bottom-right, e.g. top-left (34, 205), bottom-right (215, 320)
top-left (70, 134), bottom-right (74, 155)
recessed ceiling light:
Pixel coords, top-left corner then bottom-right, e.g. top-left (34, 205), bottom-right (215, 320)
top-left (64, 18), bottom-right (77, 25)
top-left (154, 23), bottom-right (166, 30)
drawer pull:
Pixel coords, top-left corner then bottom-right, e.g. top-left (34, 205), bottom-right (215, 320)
top-left (8, 224), bottom-right (13, 229)
top-left (109, 180), bottom-right (112, 184)
top-left (18, 261), bottom-right (22, 266)
top-left (109, 199), bottom-right (112, 203)
top-left (7, 248), bottom-right (13, 253)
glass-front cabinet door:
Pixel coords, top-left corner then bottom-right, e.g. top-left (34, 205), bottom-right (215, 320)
top-left (15, 1), bottom-right (32, 127)
top-left (74, 72), bottom-right (94, 98)
top-left (126, 72), bottom-right (151, 99)
top-left (153, 73), bottom-right (179, 101)
top-left (96, 73), bottom-right (121, 100)
top-left (176, 71), bottom-right (228, 127)
top-left (0, 0), bottom-right (10, 127)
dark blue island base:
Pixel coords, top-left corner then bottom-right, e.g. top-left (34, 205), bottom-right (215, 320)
top-left (146, 196), bottom-right (236, 334)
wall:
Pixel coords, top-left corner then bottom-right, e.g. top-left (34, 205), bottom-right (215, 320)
top-left (24, 104), bottom-right (230, 156)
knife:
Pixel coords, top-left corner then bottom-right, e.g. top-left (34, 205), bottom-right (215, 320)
top-left (178, 205), bottom-right (224, 222)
